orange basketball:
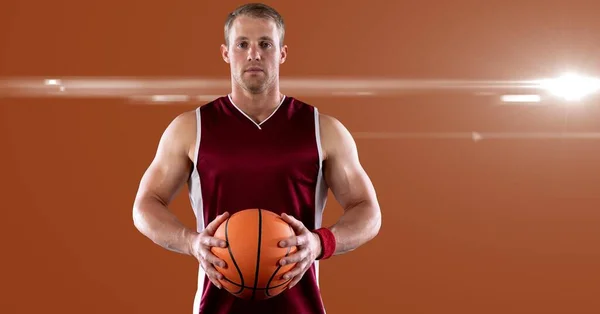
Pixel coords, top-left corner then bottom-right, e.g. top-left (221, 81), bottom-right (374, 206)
top-left (210, 208), bottom-right (298, 301)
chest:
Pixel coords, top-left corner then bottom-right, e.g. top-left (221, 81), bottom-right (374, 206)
top-left (196, 122), bottom-right (320, 183)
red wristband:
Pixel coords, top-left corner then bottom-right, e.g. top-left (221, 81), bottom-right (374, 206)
top-left (313, 228), bottom-right (336, 260)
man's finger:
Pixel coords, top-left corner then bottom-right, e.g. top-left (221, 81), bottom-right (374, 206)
top-left (201, 261), bottom-right (224, 289)
top-left (280, 213), bottom-right (306, 233)
top-left (284, 260), bottom-right (308, 280)
top-left (207, 272), bottom-right (223, 289)
top-left (283, 263), bottom-right (309, 288)
top-left (207, 268), bottom-right (224, 281)
top-left (202, 235), bottom-right (227, 248)
top-left (279, 234), bottom-right (308, 248)
top-left (199, 247), bottom-right (227, 267)
top-left (279, 247), bottom-right (308, 265)
top-left (209, 278), bottom-right (222, 289)
top-left (204, 249), bottom-right (227, 268)
top-left (204, 212), bottom-right (230, 235)
top-left (287, 271), bottom-right (305, 290)
top-left (286, 263), bottom-right (310, 289)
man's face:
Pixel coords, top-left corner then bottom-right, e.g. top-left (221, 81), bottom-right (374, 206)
top-left (221, 16), bottom-right (287, 94)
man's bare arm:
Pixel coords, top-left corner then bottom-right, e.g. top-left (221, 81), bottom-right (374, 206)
top-left (270, 113), bottom-right (382, 287)
top-left (132, 110), bottom-right (230, 287)
top-left (320, 113), bottom-right (382, 255)
top-left (132, 111), bottom-right (198, 256)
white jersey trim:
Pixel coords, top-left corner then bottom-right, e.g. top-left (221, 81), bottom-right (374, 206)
top-left (188, 106), bottom-right (205, 314)
top-left (227, 94), bottom-right (286, 130)
top-left (313, 107), bottom-right (329, 313)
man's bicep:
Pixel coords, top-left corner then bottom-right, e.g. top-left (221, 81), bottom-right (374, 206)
top-left (322, 115), bottom-right (377, 210)
top-left (135, 112), bottom-right (195, 207)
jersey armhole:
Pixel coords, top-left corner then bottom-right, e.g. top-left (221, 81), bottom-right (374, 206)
top-left (314, 107), bottom-right (324, 162)
top-left (193, 107), bottom-right (202, 168)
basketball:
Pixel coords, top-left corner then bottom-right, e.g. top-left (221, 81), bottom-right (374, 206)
top-left (211, 208), bottom-right (298, 300)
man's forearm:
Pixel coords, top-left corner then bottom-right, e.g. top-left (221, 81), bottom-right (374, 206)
top-left (328, 200), bottom-right (381, 255)
top-left (132, 197), bottom-right (198, 256)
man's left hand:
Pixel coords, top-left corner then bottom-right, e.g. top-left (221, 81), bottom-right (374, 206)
top-left (278, 213), bottom-right (322, 290)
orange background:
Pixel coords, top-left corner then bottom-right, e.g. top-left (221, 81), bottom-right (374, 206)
top-left (2, 1), bottom-right (600, 313)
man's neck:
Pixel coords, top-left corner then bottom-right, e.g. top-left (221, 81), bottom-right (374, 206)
top-left (229, 86), bottom-right (284, 124)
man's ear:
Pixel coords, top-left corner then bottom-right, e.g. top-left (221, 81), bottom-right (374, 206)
top-left (220, 44), bottom-right (230, 63)
top-left (280, 44), bottom-right (288, 64)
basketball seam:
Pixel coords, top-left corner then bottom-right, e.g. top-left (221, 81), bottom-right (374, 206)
top-left (250, 208), bottom-right (263, 300)
top-left (264, 224), bottom-right (295, 297)
top-left (220, 276), bottom-right (292, 290)
top-left (225, 217), bottom-right (245, 294)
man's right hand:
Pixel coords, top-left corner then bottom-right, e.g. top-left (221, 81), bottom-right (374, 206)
top-left (189, 212), bottom-right (230, 289)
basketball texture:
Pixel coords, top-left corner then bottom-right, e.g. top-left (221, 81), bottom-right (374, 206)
top-left (211, 208), bottom-right (298, 300)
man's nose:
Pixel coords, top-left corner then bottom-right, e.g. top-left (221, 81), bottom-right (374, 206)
top-left (247, 45), bottom-right (261, 61)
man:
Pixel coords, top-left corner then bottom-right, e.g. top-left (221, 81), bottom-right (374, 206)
top-left (132, 3), bottom-right (381, 314)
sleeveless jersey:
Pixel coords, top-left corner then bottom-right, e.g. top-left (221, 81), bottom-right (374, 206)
top-left (187, 95), bottom-right (329, 314)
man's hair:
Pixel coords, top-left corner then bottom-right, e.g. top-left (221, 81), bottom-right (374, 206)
top-left (224, 3), bottom-right (285, 47)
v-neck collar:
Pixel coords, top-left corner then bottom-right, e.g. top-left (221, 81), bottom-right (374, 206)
top-left (226, 94), bottom-right (286, 130)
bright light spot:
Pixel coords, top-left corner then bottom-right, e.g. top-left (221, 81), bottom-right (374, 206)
top-left (44, 79), bottom-right (61, 86)
top-left (150, 95), bottom-right (189, 102)
top-left (537, 73), bottom-right (600, 101)
top-left (501, 94), bottom-right (541, 103)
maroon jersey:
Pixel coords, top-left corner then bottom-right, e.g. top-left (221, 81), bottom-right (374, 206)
top-left (187, 95), bottom-right (328, 314)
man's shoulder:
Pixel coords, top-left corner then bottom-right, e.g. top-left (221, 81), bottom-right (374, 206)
top-left (317, 112), bottom-right (345, 134)
top-left (161, 109), bottom-right (198, 153)
top-left (316, 112), bottom-right (356, 161)
top-left (170, 109), bottom-right (198, 130)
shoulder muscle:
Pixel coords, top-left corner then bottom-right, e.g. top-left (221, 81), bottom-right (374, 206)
top-left (135, 109), bottom-right (198, 206)
top-left (319, 113), bottom-right (358, 162)
top-left (319, 113), bottom-right (375, 209)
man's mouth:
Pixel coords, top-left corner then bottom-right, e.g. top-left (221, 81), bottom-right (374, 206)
top-left (245, 67), bottom-right (263, 72)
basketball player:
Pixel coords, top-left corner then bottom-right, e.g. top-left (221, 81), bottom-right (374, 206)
top-left (132, 3), bottom-right (382, 313)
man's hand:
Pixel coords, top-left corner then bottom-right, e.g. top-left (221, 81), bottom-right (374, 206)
top-left (278, 213), bottom-right (322, 290)
top-left (189, 212), bottom-right (230, 289)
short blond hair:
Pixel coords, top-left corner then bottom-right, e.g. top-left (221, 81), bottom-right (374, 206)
top-left (224, 3), bottom-right (285, 47)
